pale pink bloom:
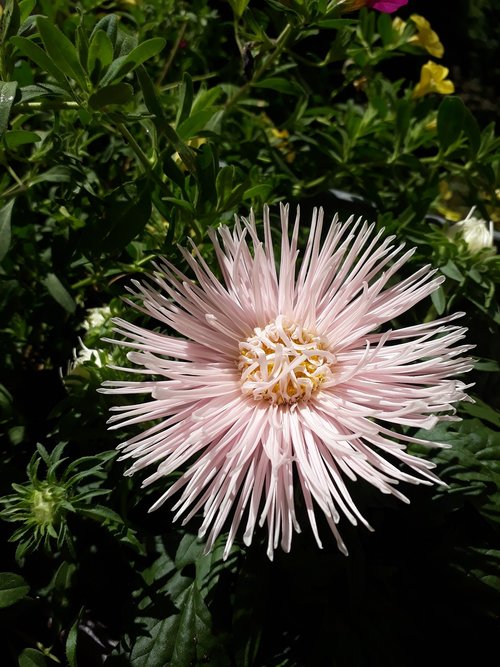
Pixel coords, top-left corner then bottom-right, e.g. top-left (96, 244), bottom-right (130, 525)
top-left (101, 205), bottom-right (473, 559)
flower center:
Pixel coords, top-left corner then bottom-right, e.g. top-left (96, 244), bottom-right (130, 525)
top-left (238, 316), bottom-right (334, 405)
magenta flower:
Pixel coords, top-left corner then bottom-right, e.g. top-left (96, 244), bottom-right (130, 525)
top-left (102, 205), bottom-right (473, 559)
top-left (368, 0), bottom-right (408, 12)
top-left (341, 0), bottom-right (408, 12)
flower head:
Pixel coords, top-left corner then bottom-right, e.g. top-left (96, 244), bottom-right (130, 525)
top-left (413, 61), bottom-right (454, 98)
top-left (102, 205), bottom-right (473, 559)
top-left (448, 207), bottom-right (496, 254)
top-left (408, 14), bottom-right (444, 58)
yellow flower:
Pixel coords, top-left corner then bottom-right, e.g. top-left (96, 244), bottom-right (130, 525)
top-left (409, 15), bottom-right (444, 58)
top-left (412, 61), bottom-right (454, 99)
top-left (269, 128), bottom-right (296, 164)
top-left (392, 16), bottom-right (406, 35)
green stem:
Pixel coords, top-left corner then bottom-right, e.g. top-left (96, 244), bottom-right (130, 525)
top-left (115, 122), bottom-right (154, 174)
top-left (225, 22), bottom-right (294, 112)
top-left (13, 101), bottom-right (80, 112)
top-left (113, 122), bottom-right (173, 200)
top-left (157, 21), bottom-right (188, 85)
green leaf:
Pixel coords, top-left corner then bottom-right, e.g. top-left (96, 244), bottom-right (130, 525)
top-left (101, 37), bottom-right (165, 85)
top-left (129, 581), bottom-right (217, 667)
top-left (19, 0), bottom-right (36, 24)
top-left (4, 130), bottom-right (41, 149)
top-left (175, 72), bottom-right (194, 128)
top-left (253, 77), bottom-right (304, 96)
top-left (377, 11), bottom-right (393, 47)
top-left (416, 419), bottom-right (500, 524)
top-left (440, 260), bottom-right (464, 282)
top-left (0, 80), bottom-right (18, 136)
top-left (66, 613), bottom-right (80, 667)
top-left (430, 285), bottom-right (446, 315)
top-left (463, 106), bottom-right (481, 156)
top-left (11, 36), bottom-right (69, 89)
top-left (0, 198), bottom-right (15, 263)
top-left (137, 66), bottom-right (197, 174)
top-left (81, 181), bottom-right (153, 254)
top-left (30, 165), bottom-right (72, 185)
top-left (437, 96), bottom-right (465, 151)
top-left (88, 83), bottom-right (134, 109)
top-left (1, 0), bottom-right (20, 42)
top-left (90, 14), bottom-right (117, 48)
top-left (19, 83), bottom-right (68, 102)
top-left (228, 0), bottom-right (250, 18)
top-left (176, 108), bottom-right (219, 141)
top-left (316, 19), bottom-right (356, 28)
top-left (87, 29), bottom-right (114, 80)
top-left (36, 17), bottom-right (87, 90)
top-left (18, 649), bottom-right (48, 667)
top-left (42, 273), bottom-right (76, 313)
top-left (0, 572), bottom-right (30, 608)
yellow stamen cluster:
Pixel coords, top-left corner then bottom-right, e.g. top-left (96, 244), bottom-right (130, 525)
top-left (238, 317), bottom-right (334, 405)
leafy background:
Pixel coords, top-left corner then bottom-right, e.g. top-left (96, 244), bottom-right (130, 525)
top-left (0, 0), bottom-right (499, 665)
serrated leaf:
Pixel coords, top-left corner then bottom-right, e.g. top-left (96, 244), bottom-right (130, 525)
top-left (18, 649), bottom-right (48, 667)
top-left (66, 613), bottom-right (80, 667)
top-left (36, 17), bottom-right (87, 90)
top-left (129, 581), bottom-right (217, 667)
top-left (0, 572), bottom-right (30, 608)
top-left (0, 198), bottom-right (15, 263)
top-left (0, 80), bottom-right (18, 136)
top-left (42, 273), bottom-right (76, 313)
top-left (88, 82), bottom-right (134, 109)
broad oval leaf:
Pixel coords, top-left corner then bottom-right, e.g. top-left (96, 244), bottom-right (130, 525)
top-left (0, 572), bottom-right (30, 608)
top-left (4, 130), bottom-right (41, 149)
top-left (18, 648), bottom-right (48, 667)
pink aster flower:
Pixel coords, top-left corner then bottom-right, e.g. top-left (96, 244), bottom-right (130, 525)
top-left (101, 205), bottom-right (473, 559)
